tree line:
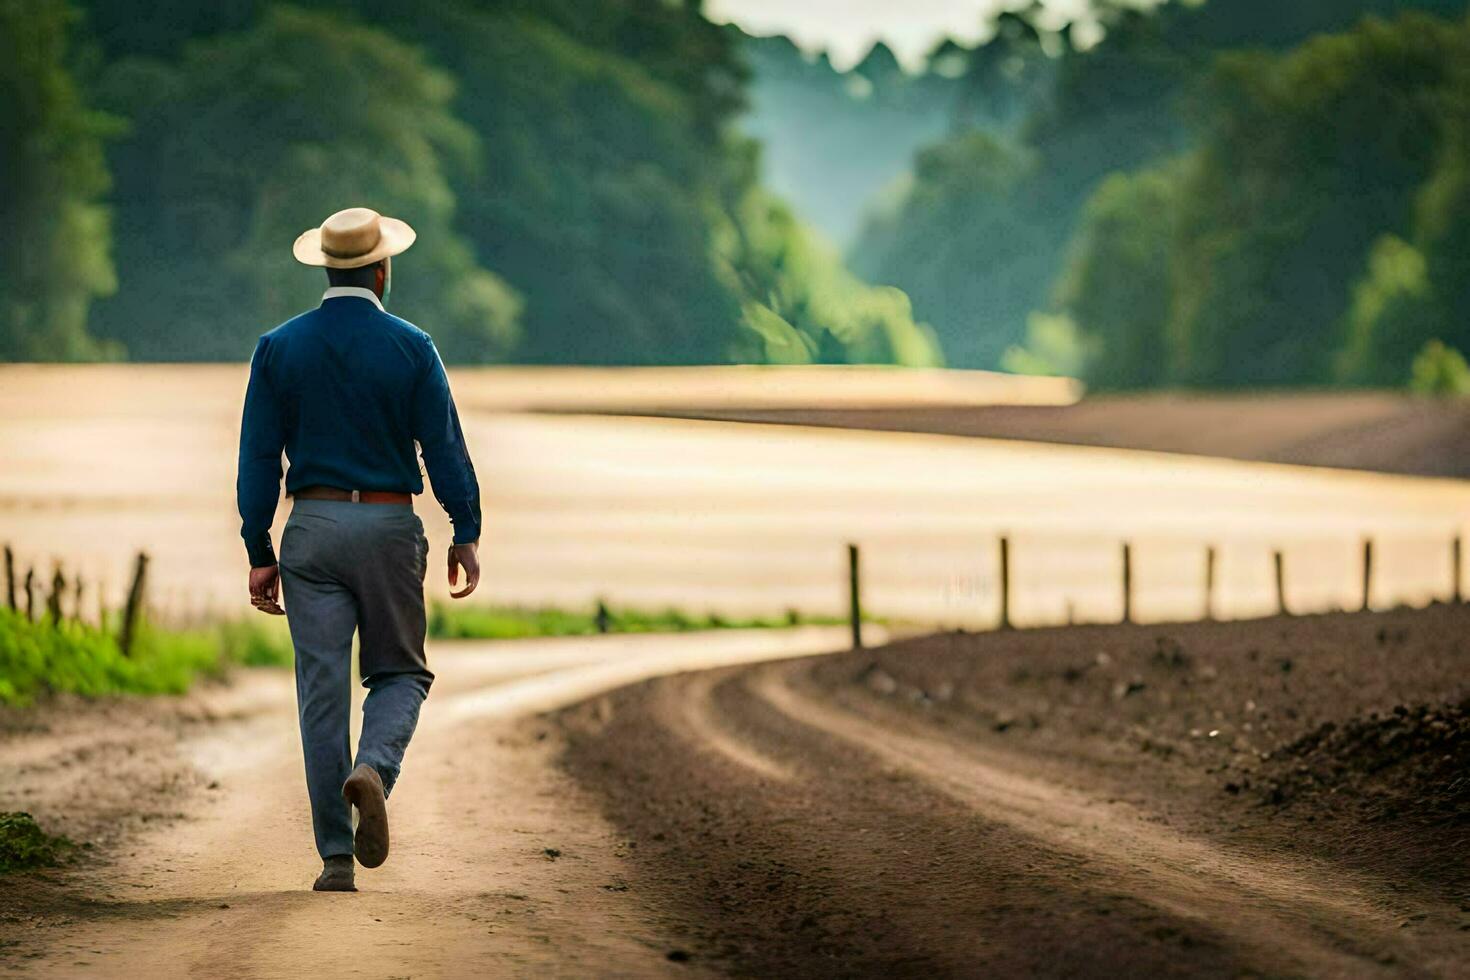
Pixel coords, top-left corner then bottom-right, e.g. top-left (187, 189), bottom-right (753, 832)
top-left (846, 0), bottom-right (1470, 390)
top-left (0, 0), bottom-right (941, 367)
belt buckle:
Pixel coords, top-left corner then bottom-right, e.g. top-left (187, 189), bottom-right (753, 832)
top-left (351, 490), bottom-right (360, 503)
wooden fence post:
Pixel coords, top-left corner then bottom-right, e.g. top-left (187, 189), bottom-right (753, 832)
top-left (1121, 542), bottom-right (1134, 625)
top-left (846, 543), bottom-right (863, 650)
top-left (1274, 550), bottom-right (1288, 616)
top-left (1204, 546), bottom-right (1217, 621)
top-left (120, 552), bottom-right (149, 657)
top-left (46, 567), bottom-right (65, 623)
top-left (23, 568), bottom-right (35, 621)
top-left (3, 545), bottom-right (14, 611)
top-left (1361, 538), bottom-right (1374, 613)
top-left (72, 576), bottom-right (84, 623)
top-left (1453, 534), bottom-right (1463, 605)
top-left (594, 598), bottom-right (611, 634)
top-left (997, 536), bottom-right (1012, 631)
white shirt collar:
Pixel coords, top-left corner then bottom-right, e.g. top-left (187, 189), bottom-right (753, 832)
top-left (321, 286), bottom-right (385, 311)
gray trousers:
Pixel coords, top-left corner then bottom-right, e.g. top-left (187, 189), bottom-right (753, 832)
top-left (279, 498), bottom-right (434, 859)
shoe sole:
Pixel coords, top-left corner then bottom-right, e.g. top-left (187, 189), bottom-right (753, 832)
top-left (342, 765), bottom-right (390, 869)
top-left (313, 875), bottom-right (358, 892)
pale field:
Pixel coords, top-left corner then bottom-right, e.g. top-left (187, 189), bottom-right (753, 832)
top-left (2, 364), bottom-right (1468, 628)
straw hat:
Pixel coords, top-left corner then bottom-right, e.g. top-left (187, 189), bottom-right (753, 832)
top-left (293, 207), bottom-right (416, 268)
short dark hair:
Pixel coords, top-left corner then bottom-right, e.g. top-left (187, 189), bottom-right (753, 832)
top-left (325, 260), bottom-right (382, 289)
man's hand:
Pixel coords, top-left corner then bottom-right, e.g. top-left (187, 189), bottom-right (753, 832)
top-left (448, 542), bottom-right (480, 599)
top-left (249, 564), bottom-right (285, 615)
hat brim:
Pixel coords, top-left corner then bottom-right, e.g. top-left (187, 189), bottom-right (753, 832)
top-left (292, 216), bottom-right (417, 268)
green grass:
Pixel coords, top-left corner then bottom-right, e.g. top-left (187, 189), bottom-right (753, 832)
top-left (0, 812), bottom-right (73, 874)
top-left (0, 598), bottom-right (840, 706)
top-left (428, 601), bottom-right (847, 640)
top-left (210, 617), bottom-right (294, 667)
top-left (0, 608), bottom-right (292, 707)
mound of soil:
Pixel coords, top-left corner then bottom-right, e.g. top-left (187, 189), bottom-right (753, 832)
top-left (1263, 699), bottom-right (1469, 823)
top-left (804, 606), bottom-right (1470, 897)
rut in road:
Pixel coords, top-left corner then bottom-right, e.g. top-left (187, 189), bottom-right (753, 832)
top-left (752, 670), bottom-right (1411, 976)
top-left (559, 660), bottom-right (1464, 978)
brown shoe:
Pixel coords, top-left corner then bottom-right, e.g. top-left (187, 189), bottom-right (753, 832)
top-left (342, 764), bottom-right (390, 869)
top-left (313, 855), bottom-right (357, 892)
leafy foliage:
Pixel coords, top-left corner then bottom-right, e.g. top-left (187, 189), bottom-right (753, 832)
top-left (852, 131), bottom-right (1048, 367)
top-left (1001, 312), bottom-right (1090, 379)
top-left (848, 0), bottom-right (1470, 385)
top-left (90, 6), bottom-right (520, 362)
top-left (0, 0), bottom-right (119, 361)
top-left (0, 812), bottom-right (73, 874)
top-left (1409, 340), bottom-right (1470, 397)
top-left (363, 0), bottom-right (746, 364)
top-left (717, 186), bottom-right (942, 365)
top-left (0, 0), bottom-right (934, 367)
top-left (1058, 13), bottom-right (1470, 388)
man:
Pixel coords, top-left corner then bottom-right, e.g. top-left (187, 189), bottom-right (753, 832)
top-left (236, 207), bottom-right (482, 892)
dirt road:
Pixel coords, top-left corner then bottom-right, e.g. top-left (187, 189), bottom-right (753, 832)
top-left (0, 627), bottom-right (862, 978)
top-left (4, 612), bottom-right (1467, 977)
top-left (556, 608), bottom-right (1470, 978)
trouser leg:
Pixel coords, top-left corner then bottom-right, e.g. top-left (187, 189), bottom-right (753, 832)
top-left (280, 569), bottom-right (358, 860)
top-left (356, 670), bottom-right (432, 796)
top-left (350, 507), bottom-right (433, 798)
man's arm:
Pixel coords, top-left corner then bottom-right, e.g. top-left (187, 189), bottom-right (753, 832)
top-left (237, 337), bottom-right (286, 570)
top-left (411, 338), bottom-right (482, 597)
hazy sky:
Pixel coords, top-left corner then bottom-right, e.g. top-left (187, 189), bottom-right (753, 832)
top-left (704, 0), bottom-right (1101, 70)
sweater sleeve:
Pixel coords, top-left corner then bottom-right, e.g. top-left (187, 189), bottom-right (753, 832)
top-left (411, 338), bottom-right (482, 545)
top-left (236, 337), bottom-right (286, 567)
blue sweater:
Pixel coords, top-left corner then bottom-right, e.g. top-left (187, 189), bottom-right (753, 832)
top-left (236, 292), bottom-right (481, 568)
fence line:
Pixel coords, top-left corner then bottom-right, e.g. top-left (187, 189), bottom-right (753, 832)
top-left (844, 527), bottom-right (1467, 644)
top-left (5, 529), bottom-right (1465, 655)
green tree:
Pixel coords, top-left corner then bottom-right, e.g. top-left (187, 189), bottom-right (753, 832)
top-left (11, 0), bottom-right (937, 367)
top-left (1001, 312), bottom-right (1089, 378)
top-left (1408, 339), bottom-right (1470, 396)
top-left (847, 0), bottom-right (1470, 376)
top-left (1055, 165), bottom-right (1183, 388)
top-left (90, 6), bottom-right (519, 362)
top-left (849, 8), bottom-right (1190, 371)
top-left (0, 0), bottom-right (118, 361)
top-left (1335, 234), bottom-right (1431, 383)
top-left (347, 0), bottom-right (752, 364)
top-left (1165, 16), bottom-right (1461, 385)
top-left (1333, 123), bottom-right (1470, 385)
top-left (716, 185), bottom-right (941, 365)
top-left (1058, 12), bottom-right (1470, 389)
top-left (851, 130), bottom-right (1049, 367)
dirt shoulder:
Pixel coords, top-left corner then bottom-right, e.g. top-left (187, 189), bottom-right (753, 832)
top-left (642, 391), bottom-right (1470, 478)
top-left (555, 607), bottom-right (1470, 977)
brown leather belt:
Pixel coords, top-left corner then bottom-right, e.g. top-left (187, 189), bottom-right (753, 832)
top-left (293, 485), bottom-right (412, 505)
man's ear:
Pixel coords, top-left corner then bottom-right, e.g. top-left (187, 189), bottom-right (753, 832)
top-left (374, 261), bottom-right (387, 297)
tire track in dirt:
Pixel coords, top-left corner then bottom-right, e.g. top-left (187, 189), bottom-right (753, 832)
top-left (751, 666), bottom-right (1427, 977)
top-left (557, 657), bottom-right (1464, 977)
top-left (560, 671), bottom-right (1252, 977)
